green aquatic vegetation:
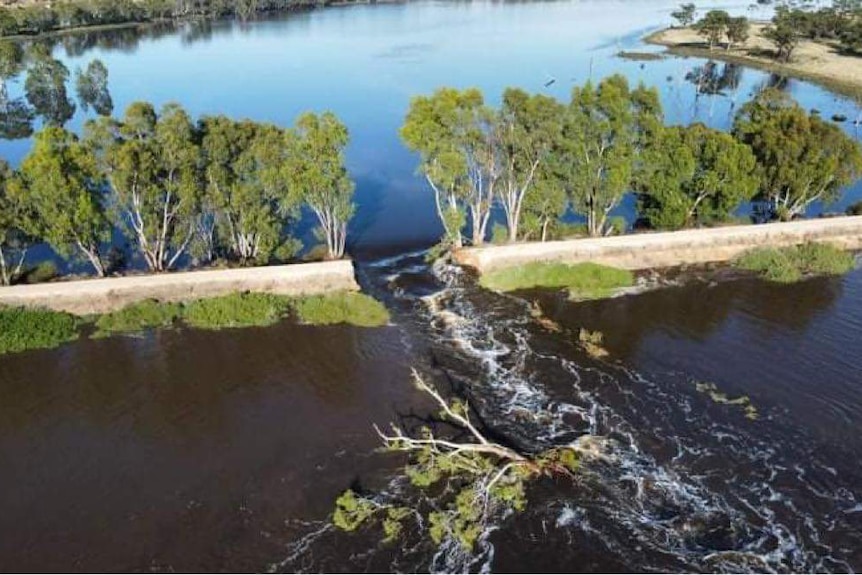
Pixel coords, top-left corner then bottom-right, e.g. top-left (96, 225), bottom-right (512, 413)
top-left (291, 292), bottom-right (389, 328)
top-left (331, 370), bottom-right (581, 552)
top-left (92, 299), bottom-right (182, 337)
top-left (0, 305), bottom-right (79, 354)
top-left (480, 262), bottom-right (634, 301)
top-left (734, 243), bottom-right (855, 283)
top-left (181, 292), bottom-right (292, 330)
top-left (694, 381), bottom-right (759, 420)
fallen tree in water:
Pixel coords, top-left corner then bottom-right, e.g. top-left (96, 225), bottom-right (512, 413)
top-left (333, 370), bottom-right (580, 551)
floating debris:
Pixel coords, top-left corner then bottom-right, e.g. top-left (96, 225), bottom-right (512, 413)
top-left (578, 328), bottom-right (609, 358)
top-left (693, 380), bottom-right (759, 420)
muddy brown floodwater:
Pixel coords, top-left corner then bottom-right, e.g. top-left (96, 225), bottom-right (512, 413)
top-left (2, 254), bottom-right (862, 572)
top-left (0, 321), bottom-right (427, 572)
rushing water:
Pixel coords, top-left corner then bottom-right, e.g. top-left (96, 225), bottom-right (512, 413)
top-left (2, 1), bottom-right (862, 572)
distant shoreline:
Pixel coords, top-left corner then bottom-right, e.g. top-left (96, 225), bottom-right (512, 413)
top-left (645, 24), bottom-right (862, 101)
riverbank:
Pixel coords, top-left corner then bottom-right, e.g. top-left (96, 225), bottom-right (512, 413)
top-left (0, 259), bottom-right (359, 314)
top-left (645, 23), bottom-right (862, 100)
top-left (454, 217), bottom-right (862, 274)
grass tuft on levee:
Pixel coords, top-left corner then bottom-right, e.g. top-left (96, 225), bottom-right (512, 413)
top-left (93, 299), bottom-right (182, 337)
top-left (0, 305), bottom-right (80, 354)
top-left (734, 243), bottom-right (856, 283)
top-left (181, 292), bottom-right (292, 330)
top-left (480, 262), bottom-right (635, 301)
top-left (292, 291), bottom-right (390, 327)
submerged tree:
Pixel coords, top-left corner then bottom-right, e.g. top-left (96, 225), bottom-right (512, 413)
top-left (12, 126), bottom-right (109, 276)
top-left (638, 123), bottom-right (758, 229)
top-left (401, 88), bottom-right (497, 247)
top-left (75, 59), bottom-right (113, 116)
top-left (87, 101), bottom-right (201, 272)
top-left (24, 44), bottom-right (76, 126)
top-left (733, 89), bottom-right (862, 221)
top-left (558, 75), bottom-right (662, 237)
top-left (333, 371), bottom-right (581, 552)
top-left (287, 112), bottom-right (354, 260)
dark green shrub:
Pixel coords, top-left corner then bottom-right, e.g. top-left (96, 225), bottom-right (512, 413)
top-left (93, 299), bottom-right (181, 337)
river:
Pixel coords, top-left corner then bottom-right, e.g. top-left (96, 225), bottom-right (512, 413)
top-left (1, 0), bottom-right (862, 572)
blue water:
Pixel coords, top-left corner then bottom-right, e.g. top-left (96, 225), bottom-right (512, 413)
top-left (1, 0), bottom-right (861, 258)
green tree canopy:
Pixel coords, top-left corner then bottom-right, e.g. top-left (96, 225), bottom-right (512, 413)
top-left (12, 126), bottom-right (109, 276)
top-left (0, 159), bottom-right (37, 284)
top-left (200, 115), bottom-right (300, 264)
top-left (86, 101), bottom-right (201, 271)
top-left (733, 89), bottom-right (862, 220)
top-left (400, 87), bottom-right (496, 247)
top-left (671, 3), bottom-right (697, 27)
top-left (287, 112), bottom-right (354, 260)
top-left (695, 9), bottom-right (730, 49)
top-left (495, 88), bottom-right (564, 242)
top-left (558, 75), bottom-right (662, 237)
top-left (638, 123), bottom-right (758, 230)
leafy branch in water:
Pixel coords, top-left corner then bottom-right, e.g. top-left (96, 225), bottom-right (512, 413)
top-left (333, 370), bottom-right (580, 551)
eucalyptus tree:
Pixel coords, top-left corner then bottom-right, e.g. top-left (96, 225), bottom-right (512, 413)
top-left (287, 112), bottom-right (354, 260)
top-left (732, 89), bottom-right (862, 220)
top-left (13, 126), bottom-right (110, 276)
top-left (695, 10), bottom-right (730, 50)
top-left (519, 171), bottom-right (568, 242)
top-left (671, 3), bottom-right (697, 27)
top-left (75, 59), bottom-right (113, 116)
top-left (560, 75), bottom-right (662, 237)
top-left (495, 88), bottom-right (563, 243)
top-left (401, 87), bottom-right (497, 247)
top-left (24, 44), bottom-right (75, 126)
top-left (86, 101), bottom-right (201, 271)
top-left (638, 123), bottom-right (758, 229)
top-left (726, 16), bottom-right (750, 49)
top-left (200, 116), bottom-right (299, 263)
top-left (0, 160), bottom-right (36, 285)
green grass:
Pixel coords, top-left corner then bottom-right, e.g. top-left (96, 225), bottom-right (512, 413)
top-left (735, 243), bottom-right (856, 283)
top-left (181, 292), bottom-right (292, 330)
top-left (0, 305), bottom-right (80, 355)
top-left (292, 292), bottom-right (390, 327)
top-left (480, 262), bottom-right (635, 301)
top-left (92, 299), bottom-right (182, 338)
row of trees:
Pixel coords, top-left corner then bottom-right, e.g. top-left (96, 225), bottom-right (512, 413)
top-left (0, 0), bottom-right (361, 37)
top-left (674, 1), bottom-right (862, 62)
top-left (401, 76), bottom-right (862, 249)
top-left (1, 41), bottom-right (113, 138)
top-left (0, 102), bottom-right (354, 283)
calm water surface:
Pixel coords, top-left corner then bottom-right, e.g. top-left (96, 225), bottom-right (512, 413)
top-left (2, 1), bottom-right (862, 572)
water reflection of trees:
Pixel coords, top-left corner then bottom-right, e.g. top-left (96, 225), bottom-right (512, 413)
top-left (683, 60), bottom-right (744, 120)
top-left (540, 275), bottom-right (844, 361)
top-left (0, 39), bottom-right (114, 139)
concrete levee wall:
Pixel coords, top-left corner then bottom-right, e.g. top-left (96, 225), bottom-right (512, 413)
top-left (0, 260), bottom-right (360, 315)
top-left (454, 217), bottom-right (862, 274)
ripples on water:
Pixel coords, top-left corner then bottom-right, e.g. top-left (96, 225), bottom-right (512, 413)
top-left (276, 253), bottom-right (862, 573)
